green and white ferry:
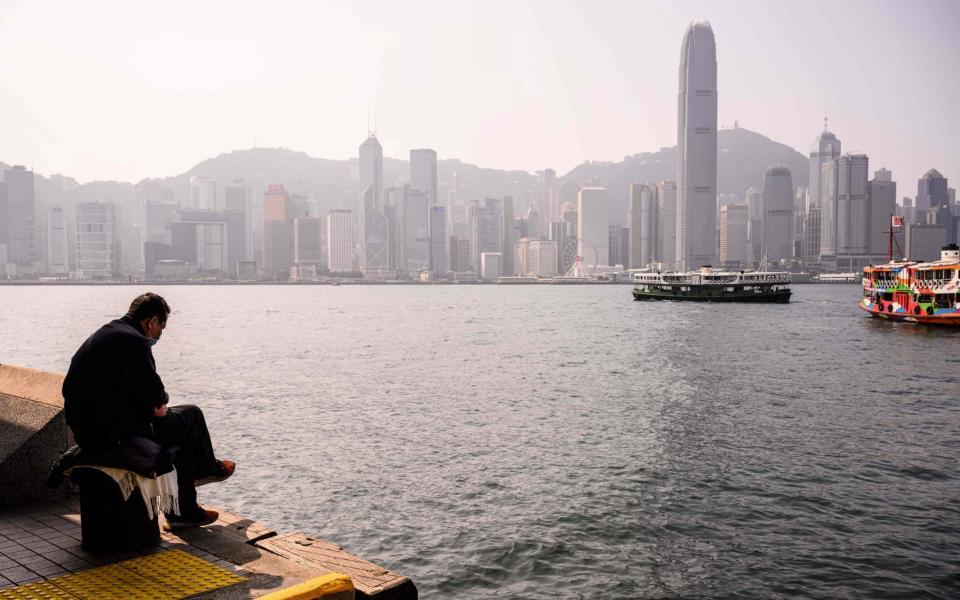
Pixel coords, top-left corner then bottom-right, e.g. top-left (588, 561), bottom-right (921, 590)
top-left (632, 266), bottom-right (792, 303)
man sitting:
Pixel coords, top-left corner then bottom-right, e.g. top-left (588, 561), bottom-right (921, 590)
top-left (63, 292), bottom-right (235, 529)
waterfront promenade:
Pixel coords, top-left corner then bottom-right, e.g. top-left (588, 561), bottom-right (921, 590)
top-left (0, 364), bottom-right (416, 599)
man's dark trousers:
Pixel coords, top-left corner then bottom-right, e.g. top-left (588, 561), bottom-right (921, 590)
top-left (152, 405), bottom-right (219, 512)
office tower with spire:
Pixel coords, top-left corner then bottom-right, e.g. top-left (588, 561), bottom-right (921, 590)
top-left (676, 21), bottom-right (718, 270)
top-left (808, 122), bottom-right (841, 211)
top-left (359, 133), bottom-right (389, 273)
top-left (762, 166), bottom-right (793, 263)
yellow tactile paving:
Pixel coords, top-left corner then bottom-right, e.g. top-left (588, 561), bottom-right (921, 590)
top-left (0, 579), bottom-right (73, 600)
top-left (124, 549), bottom-right (247, 597)
top-left (48, 564), bottom-right (178, 600)
top-left (0, 550), bottom-right (245, 600)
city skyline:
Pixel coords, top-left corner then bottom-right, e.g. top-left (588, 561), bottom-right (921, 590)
top-left (0, 0), bottom-right (958, 188)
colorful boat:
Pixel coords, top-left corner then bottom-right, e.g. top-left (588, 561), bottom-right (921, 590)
top-left (632, 266), bottom-right (791, 302)
top-left (860, 244), bottom-right (960, 326)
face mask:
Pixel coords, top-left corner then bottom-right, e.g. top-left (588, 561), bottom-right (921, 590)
top-left (148, 319), bottom-right (162, 346)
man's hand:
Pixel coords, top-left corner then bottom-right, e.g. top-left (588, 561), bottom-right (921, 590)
top-left (153, 404), bottom-right (169, 418)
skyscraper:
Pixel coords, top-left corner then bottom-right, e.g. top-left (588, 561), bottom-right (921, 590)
top-left (410, 149), bottom-right (438, 206)
top-left (469, 200), bottom-right (501, 272)
top-left (359, 135), bottom-right (388, 274)
top-left (47, 206), bottom-right (69, 275)
top-left (577, 186), bottom-right (609, 267)
top-left (429, 206), bottom-right (447, 274)
top-left (402, 187), bottom-right (430, 273)
top-left (676, 21), bottom-right (718, 270)
top-left (76, 202), bottom-right (120, 279)
top-left (501, 196), bottom-right (515, 276)
top-left (189, 176), bottom-right (218, 211)
top-left (2, 165), bottom-right (36, 270)
top-left (819, 161), bottom-right (838, 255)
top-left (719, 203), bottom-right (749, 267)
top-left (836, 154), bottom-right (870, 255)
top-left (263, 184), bottom-right (292, 278)
top-left (761, 166), bottom-right (793, 263)
top-left (628, 183), bottom-right (657, 269)
top-left (808, 128), bottom-right (842, 210)
top-left (326, 209), bottom-right (354, 273)
top-left (869, 169), bottom-right (897, 256)
top-left (916, 169), bottom-right (948, 212)
top-left (656, 181), bottom-right (677, 268)
top-left (359, 134), bottom-right (383, 205)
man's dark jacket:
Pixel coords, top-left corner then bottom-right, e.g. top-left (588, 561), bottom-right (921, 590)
top-left (63, 315), bottom-right (169, 451)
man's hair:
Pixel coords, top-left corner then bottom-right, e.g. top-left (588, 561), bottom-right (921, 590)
top-left (127, 293), bottom-right (171, 324)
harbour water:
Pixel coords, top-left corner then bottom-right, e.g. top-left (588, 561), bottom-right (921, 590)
top-left (1, 284), bottom-right (958, 598)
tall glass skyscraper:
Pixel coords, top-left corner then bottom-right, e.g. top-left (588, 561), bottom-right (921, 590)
top-left (676, 21), bottom-right (717, 271)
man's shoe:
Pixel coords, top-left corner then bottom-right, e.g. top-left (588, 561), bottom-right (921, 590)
top-left (195, 459), bottom-right (235, 487)
top-left (163, 507), bottom-right (219, 531)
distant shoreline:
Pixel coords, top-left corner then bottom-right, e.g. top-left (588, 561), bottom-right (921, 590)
top-left (0, 279), bottom-right (847, 286)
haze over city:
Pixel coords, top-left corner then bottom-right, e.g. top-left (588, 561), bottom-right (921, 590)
top-left (1, 0), bottom-right (958, 184)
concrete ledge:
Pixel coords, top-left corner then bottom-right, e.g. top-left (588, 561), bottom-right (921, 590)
top-left (0, 364), bottom-right (66, 409)
top-left (0, 365), bottom-right (70, 508)
top-left (259, 573), bottom-right (355, 600)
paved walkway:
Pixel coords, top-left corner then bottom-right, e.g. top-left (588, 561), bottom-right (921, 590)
top-left (0, 497), bottom-right (415, 599)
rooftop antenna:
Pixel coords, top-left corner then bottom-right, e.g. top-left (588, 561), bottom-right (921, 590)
top-left (823, 111), bottom-right (828, 132)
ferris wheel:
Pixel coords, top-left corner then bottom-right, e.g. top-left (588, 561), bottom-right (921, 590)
top-left (562, 241), bottom-right (599, 279)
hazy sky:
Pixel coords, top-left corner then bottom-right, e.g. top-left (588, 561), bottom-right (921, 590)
top-left (1, 0), bottom-right (958, 192)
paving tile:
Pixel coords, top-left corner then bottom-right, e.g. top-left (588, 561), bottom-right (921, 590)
top-left (42, 549), bottom-right (77, 563)
top-left (14, 553), bottom-right (48, 567)
top-left (60, 558), bottom-right (93, 572)
top-left (4, 567), bottom-right (36, 584)
top-left (31, 564), bottom-right (68, 577)
top-left (6, 549), bottom-right (36, 561)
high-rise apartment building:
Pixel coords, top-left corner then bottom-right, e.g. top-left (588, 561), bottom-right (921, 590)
top-left (326, 209), bottom-right (354, 273)
top-left (578, 187), bottom-right (609, 267)
top-left (719, 203), bottom-right (749, 267)
top-left (677, 21), bottom-right (718, 270)
top-left (762, 166), bottom-right (793, 263)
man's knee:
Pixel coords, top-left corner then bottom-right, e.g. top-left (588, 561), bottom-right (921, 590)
top-left (169, 404), bottom-right (204, 420)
